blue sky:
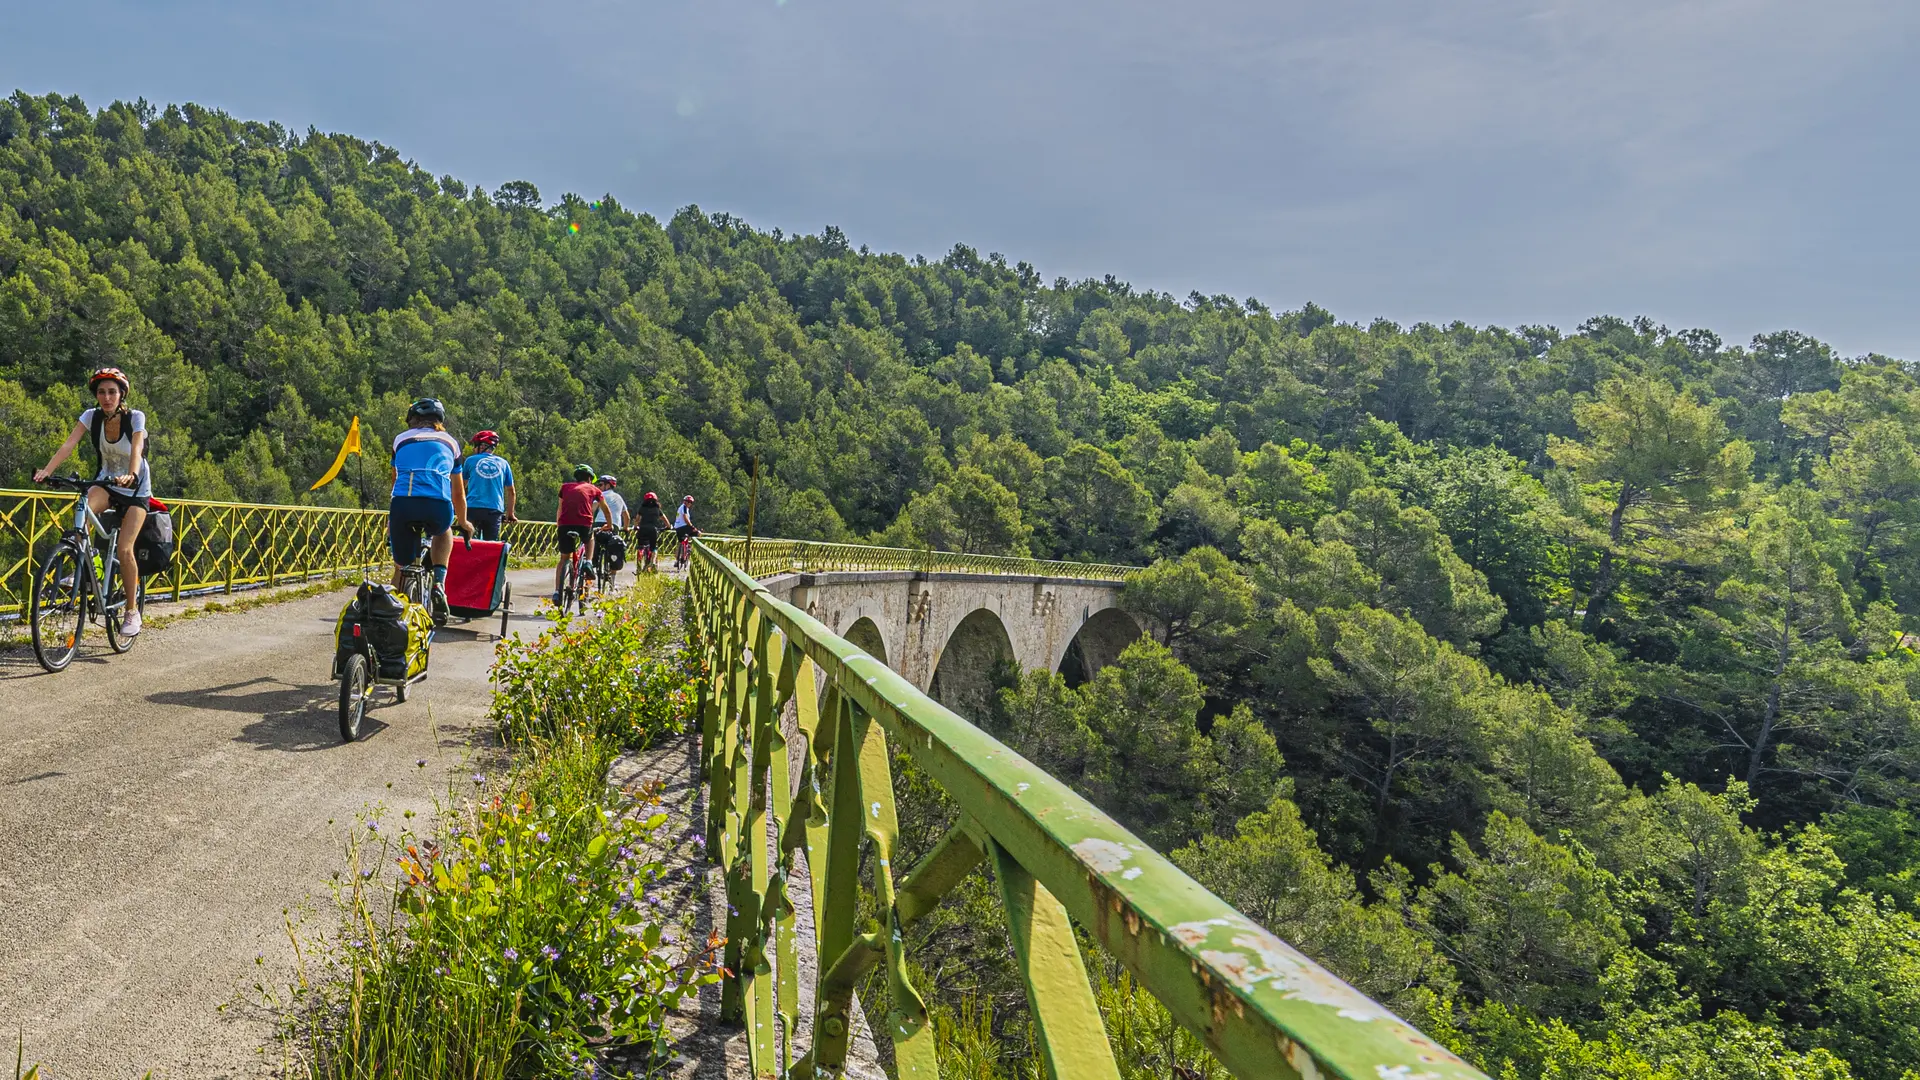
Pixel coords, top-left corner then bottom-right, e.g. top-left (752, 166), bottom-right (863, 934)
top-left (5, 0), bottom-right (1917, 356)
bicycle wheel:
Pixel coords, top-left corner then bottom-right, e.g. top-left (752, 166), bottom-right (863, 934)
top-left (338, 652), bottom-right (369, 741)
top-left (30, 544), bottom-right (86, 672)
top-left (499, 583), bottom-right (512, 639)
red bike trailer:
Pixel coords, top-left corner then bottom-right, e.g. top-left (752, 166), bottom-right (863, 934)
top-left (445, 538), bottom-right (514, 638)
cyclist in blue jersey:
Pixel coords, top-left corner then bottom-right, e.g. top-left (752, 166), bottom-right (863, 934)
top-left (388, 398), bottom-right (471, 621)
top-left (459, 430), bottom-right (516, 540)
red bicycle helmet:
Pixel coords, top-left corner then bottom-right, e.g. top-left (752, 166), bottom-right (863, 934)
top-left (470, 429), bottom-right (500, 448)
top-left (643, 491), bottom-right (657, 501)
top-left (683, 495), bottom-right (695, 504)
top-left (89, 367), bottom-right (130, 396)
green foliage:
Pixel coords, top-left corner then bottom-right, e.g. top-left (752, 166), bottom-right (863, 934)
top-left (295, 732), bottom-right (718, 1078)
top-left (489, 578), bottom-right (691, 747)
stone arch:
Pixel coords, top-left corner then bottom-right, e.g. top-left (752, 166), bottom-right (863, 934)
top-left (844, 615), bottom-right (888, 667)
top-left (1055, 605), bottom-right (1145, 687)
top-left (928, 608), bottom-right (1016, 724)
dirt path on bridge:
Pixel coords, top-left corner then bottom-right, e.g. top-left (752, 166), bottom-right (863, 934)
top-left (0, 569), bottom-right (552, 1079)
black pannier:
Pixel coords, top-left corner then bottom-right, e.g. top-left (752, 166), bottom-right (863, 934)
top-left (337, 582), bottom-right (414, 679)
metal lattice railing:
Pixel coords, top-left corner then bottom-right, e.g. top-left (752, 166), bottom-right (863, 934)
top-left (689, 540), bottom-right (1486, 1080)
top-left (0, 487), bottom-right (560, 619)
top-left (699, 536), bottom-right (1134, 582)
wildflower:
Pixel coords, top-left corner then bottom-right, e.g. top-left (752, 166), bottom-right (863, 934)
top-left (472, 773), bottom-right (485, 784)
top-left (479, 862), bottom-right (491, 873)
top-left (503, 946), bottom-right (519, 961)
top-left (537, 831), bottom-right (551, 843)
top-left (367, 821), bottom-right (379, 833)
top-left (415, 758), bottom-right (427, 768)
top-left (580, 991), bottom-right (597, 1005)
top-left (360, 868), bottom-right (375, 880)
top-left (542, 944), bottom-right (560, 960)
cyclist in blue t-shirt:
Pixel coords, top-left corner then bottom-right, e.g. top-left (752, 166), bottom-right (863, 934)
top-left (459, 430), bottom-right (517, 540)
top-left (389, 398), bottom-right (471, 620)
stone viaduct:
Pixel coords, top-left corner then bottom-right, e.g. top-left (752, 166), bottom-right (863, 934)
top-left (758, 568), bottom-right (1144, 720)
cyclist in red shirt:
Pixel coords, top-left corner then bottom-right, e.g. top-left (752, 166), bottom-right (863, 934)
top-left (553, 464), bottom-right (611, 606)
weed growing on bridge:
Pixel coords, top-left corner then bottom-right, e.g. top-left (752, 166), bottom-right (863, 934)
top-left (290, 577), bottom-right (718, 1077)
top-left (491, 578), bottom-right (692, 749)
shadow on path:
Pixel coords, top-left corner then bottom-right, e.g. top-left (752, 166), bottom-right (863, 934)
top-left (145, 676), bottom-right (393, 752)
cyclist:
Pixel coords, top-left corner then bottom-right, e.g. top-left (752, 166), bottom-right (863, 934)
top-left (672, 494), bottom-right (700, 567)
top-left (592, 474), bottom-right (631, 581)
top-left (388, 398), bottom-right (471, 621)
top-left (32, 367), bottom-right (152, 636)
top-left (633, 491), bottom-right (669, 573)
top-left (554, 464), bottom-right (611, 605)
top-left (460, 430), bottom-right (516, 541)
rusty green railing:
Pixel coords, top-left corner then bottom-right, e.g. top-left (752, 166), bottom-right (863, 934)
top-left (0, 487), bottom-right (558, 619)
top-left (690, 540), bottom-right (1485, 1080)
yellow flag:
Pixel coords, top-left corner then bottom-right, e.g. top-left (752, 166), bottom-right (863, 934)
top-left (310, 416), bottom-right (363, 490)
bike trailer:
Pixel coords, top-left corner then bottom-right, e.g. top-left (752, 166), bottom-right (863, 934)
top-left (336, 582), bottom-right (432, 681)
top-left (446, 539), bottom-right (510, 618)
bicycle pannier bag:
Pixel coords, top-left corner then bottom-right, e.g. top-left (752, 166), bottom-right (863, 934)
top-left (337, 582), bottom-right (414, 678)
top-left (134, 499), bottom-right (175, 576)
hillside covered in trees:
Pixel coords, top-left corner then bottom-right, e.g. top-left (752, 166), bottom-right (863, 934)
top-left (3, 91), bottom-right (1919, 1079)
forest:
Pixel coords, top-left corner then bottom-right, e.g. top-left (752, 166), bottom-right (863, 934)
top-left (2, 91), bottom-right (1918, 1080)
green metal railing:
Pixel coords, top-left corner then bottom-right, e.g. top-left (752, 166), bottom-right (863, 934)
top-left (0, 487), bottom-right (558, 619)
top-left (690, 540), bottom-right (1484, 1080)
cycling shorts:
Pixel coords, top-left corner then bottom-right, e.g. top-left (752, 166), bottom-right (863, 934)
top-left (556, 523), bottom-right (592, 555)
top-left (468, 507), bottom-right (503, 541)
top-left (389, 495), bottom-right (454, 565)
top-left (634, 526), bottom-right (660, 552)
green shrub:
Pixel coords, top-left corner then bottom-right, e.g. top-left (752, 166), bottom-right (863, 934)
top-left (299, 731), bottom-right (718, 1078)
top-left (490, 578), bottom-right (692, 748)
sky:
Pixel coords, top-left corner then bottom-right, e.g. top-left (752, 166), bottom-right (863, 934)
top-left (4, 0), bottom-right (1918, 357)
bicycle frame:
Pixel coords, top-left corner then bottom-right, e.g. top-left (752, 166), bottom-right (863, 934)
top-left (66, 487), bottom-right (131, 618)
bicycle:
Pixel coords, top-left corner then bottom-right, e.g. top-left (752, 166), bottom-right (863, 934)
top-left (591, 527), bottom-right (625, 596)
top-left (558, 538), bottom-right (591, 617)
top-left (30, 476), bottom-right (143, 672)
top-left (336, 533), bottom-right (461, 740)
top-left (672, 527), bottom-right (701, 571)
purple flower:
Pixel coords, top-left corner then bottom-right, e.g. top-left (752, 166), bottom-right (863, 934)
top-left (416, 758), bottom-right (428, 767)
top-left (541, 944), bottom-right (560, 960)
top-left (537, 831), bottom-right (551, 843)
top-left (472, 773), bottom-right (485, 784)
top-left (367, 821), bottom-right (379, 833)
top-left (360, 868), bottom-right (375, 880)
top-left (479, 862), bottom-right (491, 873)
top-left (580, 991), bottom-right (597, 1005)
top-left (504, 946), bottom-right (519, 961)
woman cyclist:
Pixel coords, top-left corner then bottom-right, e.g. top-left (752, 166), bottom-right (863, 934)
top-left (672, 494), bottom-right (700, 568)
top-left (633, 491), bottom-right (668, 573)
top-left (32, 367), bottom-right (153, 636)
top-left (389, 398), bottom-right (471, 620)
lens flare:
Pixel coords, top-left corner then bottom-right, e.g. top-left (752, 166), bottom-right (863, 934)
top-left (568, 222), bottom-right (581, 234)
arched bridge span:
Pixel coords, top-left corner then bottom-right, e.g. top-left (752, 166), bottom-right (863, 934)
top-left (760, 568), bottom-right (1142, 698)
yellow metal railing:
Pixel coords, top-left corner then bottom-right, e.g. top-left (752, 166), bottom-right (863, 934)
top-left (0, 488), bottom-right (559, 619)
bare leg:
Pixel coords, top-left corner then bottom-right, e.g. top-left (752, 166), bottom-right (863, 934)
top-left (115, 504), bottom-right (146, 608)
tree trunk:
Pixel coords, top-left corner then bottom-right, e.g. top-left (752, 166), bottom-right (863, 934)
top-left (1581, 488), bottom-right (1633, 634)
top-left (1748, 604), bottom-right (1794, 781)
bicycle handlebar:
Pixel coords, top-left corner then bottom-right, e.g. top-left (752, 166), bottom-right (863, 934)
top-left (37, 475), bottom-right (105, 493)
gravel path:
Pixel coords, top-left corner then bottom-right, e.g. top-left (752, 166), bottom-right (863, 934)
top-left (0, 569), bottom-right (551, 1079)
